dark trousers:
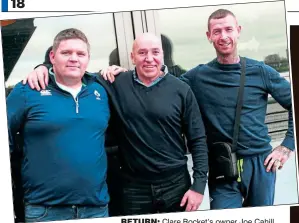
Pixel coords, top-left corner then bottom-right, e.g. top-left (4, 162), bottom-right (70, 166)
top-left (122, 169), bottom-right (191, 215)
top-left (106, 151), bottom-right (123, 216)
top-left (209, 151), bottom-right (276, 209)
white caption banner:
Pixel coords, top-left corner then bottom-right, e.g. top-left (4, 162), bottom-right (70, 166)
top-left (1, 0), bottom-right (280, 12)
top-left (45, 205), bottom-right (290, 223)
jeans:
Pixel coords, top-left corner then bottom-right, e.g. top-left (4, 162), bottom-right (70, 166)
top-left (122, 168), bottom-right (191, 215)
top-left (24, 203), bottom-right (108, 222)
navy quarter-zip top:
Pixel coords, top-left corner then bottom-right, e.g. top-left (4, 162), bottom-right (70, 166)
top-left (7, 72), bottom-right (111, 206)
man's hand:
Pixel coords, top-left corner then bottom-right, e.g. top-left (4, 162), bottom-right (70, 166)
top-left (100, 65), bottom-right (127, 83)
top-left (264, 145), bottom-right (293, 172)
top-left (22, 65), bottom-right (49, 91)
top-left (180, 189), bottom-right (203, 211)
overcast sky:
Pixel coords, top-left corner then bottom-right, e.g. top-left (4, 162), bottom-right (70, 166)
top-left (4, 1), bottom-right (287, 86)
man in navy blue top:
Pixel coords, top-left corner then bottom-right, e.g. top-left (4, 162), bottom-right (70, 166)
top-left (7, 28), bottom-right (110, 222)
top-left (97, 9), bottom-right (294, 209)
top-left (178, 9), bottom-right (294, 209)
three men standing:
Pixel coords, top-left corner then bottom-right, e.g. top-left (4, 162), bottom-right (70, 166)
top-left (7, 7), bottom-right (294, 223)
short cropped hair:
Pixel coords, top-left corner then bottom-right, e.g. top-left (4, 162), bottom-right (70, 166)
top-left (52, 28), bottom-right (90, 53)
top-left (207, 9), bottom-right (236, 30)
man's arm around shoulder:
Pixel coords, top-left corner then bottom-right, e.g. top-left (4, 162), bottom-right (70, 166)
top-left (179, 64), bottom-right (204, 86)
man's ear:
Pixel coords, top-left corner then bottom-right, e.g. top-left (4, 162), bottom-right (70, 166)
top-left (49, 50), bottom-right (55, 64)
top-left (130, 52), bottom-right (135, 65)
top-left (206, 31), bottom-right (212, 43)
top-left (237, 25), bottom-right (242, 39)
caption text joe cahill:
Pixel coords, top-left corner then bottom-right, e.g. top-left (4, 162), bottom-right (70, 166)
top-left (121, 218), bottom-right (275, 223)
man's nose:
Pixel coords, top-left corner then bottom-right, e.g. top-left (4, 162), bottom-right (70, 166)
top-left (145, 53), bottom-right (154, 61)
top-left (220, 31), bottom-right (229, 40)
top-left (69, 53), bottom-right (79, 61)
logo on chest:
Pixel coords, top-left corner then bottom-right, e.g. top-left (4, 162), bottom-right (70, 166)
top-left (40, 90), bottom-right (52, 96)
top-left (94, 90), bottom-right (101, 100)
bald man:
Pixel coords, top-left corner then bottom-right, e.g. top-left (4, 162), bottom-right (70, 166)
top-left (23, 33), bottom-right (209, 215)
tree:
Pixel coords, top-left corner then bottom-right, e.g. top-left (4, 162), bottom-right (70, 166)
top-left (263, 53), bottom-right (289, 72)
top-left (264, 54), bottom-right (281, 67)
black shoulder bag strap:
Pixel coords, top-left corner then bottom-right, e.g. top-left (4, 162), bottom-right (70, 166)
top-left (232, 57), bottom-right (246, 153)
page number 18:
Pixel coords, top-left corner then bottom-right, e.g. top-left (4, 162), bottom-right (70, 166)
top-left (11, 0), bottom-right (25, 8)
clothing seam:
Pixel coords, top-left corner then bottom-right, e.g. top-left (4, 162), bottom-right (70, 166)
top-left (259, 64), bottom-right (271, 93)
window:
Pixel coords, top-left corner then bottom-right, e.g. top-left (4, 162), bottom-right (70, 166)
top-left (3, 13), bottom-right (119, 87)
